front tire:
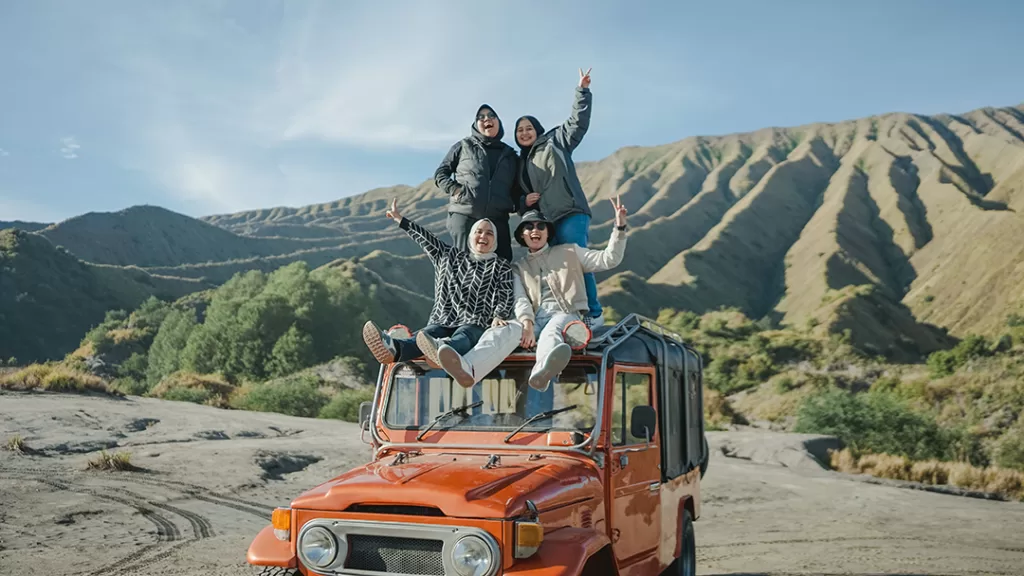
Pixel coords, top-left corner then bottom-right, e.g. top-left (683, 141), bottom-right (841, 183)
top-left (699, 434), bottom-right (710, 479)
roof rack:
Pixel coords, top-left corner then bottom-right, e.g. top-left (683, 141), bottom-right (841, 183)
top-left (587, 313), bottom-right (683, 351)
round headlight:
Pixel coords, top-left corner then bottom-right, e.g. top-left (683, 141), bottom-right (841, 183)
top-left (451, 535), bottom-right (494, 576)
top-left (299, 526), bottom-right (338, 569)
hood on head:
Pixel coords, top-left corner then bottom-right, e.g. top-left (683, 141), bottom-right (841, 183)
top-left (514, 115), bottom-right (545, 150)
top-left (468, 218), bottom-right (497, 259)
top-left (289, 452), bottom-right (602, 519)
top-left (472, 104), bottom-right (504, 142)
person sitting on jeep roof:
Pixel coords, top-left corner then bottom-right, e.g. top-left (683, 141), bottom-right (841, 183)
top-left (361, 199), bottom-right (521, 388)
top-left (512, 197), bottom-right (628, 391)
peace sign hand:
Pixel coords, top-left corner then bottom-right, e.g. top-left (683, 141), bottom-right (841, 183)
top-left (610, 195), bottom-right (627, 228)
top-left (578, 67), bottom-right (592, 89)
top-left (385, 198), bottom-right (403, 223)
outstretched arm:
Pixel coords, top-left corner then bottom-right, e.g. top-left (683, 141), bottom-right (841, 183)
top-left (433, 141), bottom-right (463, 197)
top-left (387, 198), bottom-right (451, 264)
top-left (553, 68), bottom-right (593, 154)
top-left (576, 195), bottom-right (628, 273)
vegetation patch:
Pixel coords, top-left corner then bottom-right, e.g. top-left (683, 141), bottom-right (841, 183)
top-left (86, 450), bottom-right (138, 472)
top-left (318, 387), bottom-right (375, 422)
top-left (149, 371), bottom-right (237, 407)
top-left (0, 363), bottom-right (119, 396)
top-left (830, 448), bottom-right (1024, 501)
top-left (5, 434), bottom-right (29, 454)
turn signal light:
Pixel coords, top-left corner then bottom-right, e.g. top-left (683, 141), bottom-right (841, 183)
top-left (514, 520), bottom-right (543, 559)
top-left (272, 507), bottom-right (291, 541)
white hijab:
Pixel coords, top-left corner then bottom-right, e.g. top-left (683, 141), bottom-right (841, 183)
top-left (468, 218), bottom-right (497, 261)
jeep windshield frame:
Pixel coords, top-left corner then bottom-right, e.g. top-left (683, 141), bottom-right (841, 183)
top-left (375, 357), bottom-right (602, 452)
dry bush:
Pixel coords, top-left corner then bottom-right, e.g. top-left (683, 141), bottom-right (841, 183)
top-left (149, 371), bottom-right (237, 407)
top-left (5, 435), bottom-right (28, 454)
top-left (830, 448), bottom-right (1024, 501)
top-left (704, 388), bottom-right (747, 430)
top-left (0, 363), bottom-right (118, 395)
top-left (86, 450), bottom-right (138, 472)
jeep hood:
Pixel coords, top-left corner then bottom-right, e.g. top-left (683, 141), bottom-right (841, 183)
top-left (290, 452), bottom-right (602, 519)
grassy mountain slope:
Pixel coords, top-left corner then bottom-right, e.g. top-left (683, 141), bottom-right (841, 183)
top-left (38, 205), bottom-right (341, 267)
top-left (0, 229), bottom-right (205, 363)
top-left (0, 221), bottom-right (49, 232)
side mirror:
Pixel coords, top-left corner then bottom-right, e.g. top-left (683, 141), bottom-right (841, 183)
top-left (359, 401), bottom-right (372, 431)
top-left (630, 405), bottom-right (656, 446)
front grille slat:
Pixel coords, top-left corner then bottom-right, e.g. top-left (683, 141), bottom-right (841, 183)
top-left (347, 534), bottom-right (445, 575)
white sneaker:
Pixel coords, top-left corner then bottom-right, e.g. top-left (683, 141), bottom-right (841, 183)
top-left (362, 321), bottom-right (397, 364)
top-left (585, 313), bottom-right (605, 330)
top-left (416, 331), bottom-right (443, 366)
top-left (438, 345), bottom-right (475, 389)
top-left (528, 343), bottom-right (572, 392)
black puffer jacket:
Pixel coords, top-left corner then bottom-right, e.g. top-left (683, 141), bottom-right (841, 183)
top-left (434, 105), bottom-right (519, 220)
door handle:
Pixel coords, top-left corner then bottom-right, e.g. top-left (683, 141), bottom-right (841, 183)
top-left (649, 482), bottom-right (661, 492)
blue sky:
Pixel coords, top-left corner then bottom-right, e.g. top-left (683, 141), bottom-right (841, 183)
top-left (1, 0), bottom-right (1022, 223)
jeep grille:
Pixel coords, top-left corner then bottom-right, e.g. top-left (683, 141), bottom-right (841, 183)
top-left (347, 534), bottom-right (445, 575)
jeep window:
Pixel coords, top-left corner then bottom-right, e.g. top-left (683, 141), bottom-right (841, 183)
top-left (611, 372), bottom-right (652, 445)
top-left (384, 363), bottom-right (599, 436)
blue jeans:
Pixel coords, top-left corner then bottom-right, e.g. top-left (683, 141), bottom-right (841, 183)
top-left (552, 213), bottom-right (601, 318)
top-left (393, 324), bottom-right (484, 362)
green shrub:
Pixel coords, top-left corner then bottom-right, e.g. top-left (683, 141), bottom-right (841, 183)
top-left (793, 388), bottom-right (974, 463)
top-left (110, 377), bottom-right (151, 396)
top-left (319, 388), bottom-right (375, 422)
top-left (994, 426), bottom-right (1024, 471)
top-left (160, 386), bottom-right (213, 405)
top-left (230, 373), bottom-right (330, 418)
top-left (149, 371), bottom-right (235, 407)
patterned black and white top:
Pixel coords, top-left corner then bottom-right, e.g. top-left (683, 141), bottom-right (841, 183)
top-left (399, 217), bottom-right (515, 328)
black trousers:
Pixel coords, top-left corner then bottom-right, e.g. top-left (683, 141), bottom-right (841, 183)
top-left (446, 213), bottom-right (512, 261)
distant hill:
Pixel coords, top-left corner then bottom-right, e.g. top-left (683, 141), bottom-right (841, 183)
top-left (7, 102), bottom-right (1024, 363)
top-left (0, 220), bottom-right (48, 232)
top-left (0, 228), bottom-right (206, 363)
top-left (37, 205), bottom-right (341, 267)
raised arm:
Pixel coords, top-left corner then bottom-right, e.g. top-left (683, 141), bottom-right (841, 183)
top-left (575, 195), bottom-right (628, 273)
top-left (386, 198), bottom-right (451, 264)
top-left (433, 141), bottom-right (463, 196)
top-left (552, 68), bottom-right (593, 154)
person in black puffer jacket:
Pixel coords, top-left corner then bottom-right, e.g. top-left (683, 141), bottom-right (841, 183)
top-left (434, 104), bottom-right (519, 261)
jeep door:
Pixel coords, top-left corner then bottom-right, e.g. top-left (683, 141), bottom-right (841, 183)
top-left (607, 366), bottom-right (661, 572)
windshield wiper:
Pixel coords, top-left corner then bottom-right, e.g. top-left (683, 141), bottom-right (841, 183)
top-left (503, 405), bottom-right (578, 443)
top-left (416, 400), bottom-right (483, 441)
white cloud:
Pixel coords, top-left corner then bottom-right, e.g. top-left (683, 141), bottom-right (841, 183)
top-left (59, 136), bottom-right (80, 159)
top-left (0, 148), bottom-right (9, 157)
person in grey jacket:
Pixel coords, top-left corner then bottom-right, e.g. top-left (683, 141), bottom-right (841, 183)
top-left (434, 104), bottom-right (519, 261)
top-left (513, 68), bottom-right (603, 327)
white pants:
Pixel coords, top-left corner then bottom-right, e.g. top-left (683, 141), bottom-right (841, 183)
top-left (532, 309), bottom-right (577, 378)
top-left (459, 321), bottom-right (523, 384)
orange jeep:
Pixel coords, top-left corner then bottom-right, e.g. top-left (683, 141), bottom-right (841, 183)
top-left (247, 314), bottom-right (710, 576)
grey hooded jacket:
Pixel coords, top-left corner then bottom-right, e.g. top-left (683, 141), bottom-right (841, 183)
top-left (514, 86), bottom-right (593, 223)
top-left (434, 105), bottom-right (519, 220)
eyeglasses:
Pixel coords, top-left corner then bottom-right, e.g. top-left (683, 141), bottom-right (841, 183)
top-left (476, 112), bottom-right (497, 121)
top-left (522, 222), bottom-right (547, 231)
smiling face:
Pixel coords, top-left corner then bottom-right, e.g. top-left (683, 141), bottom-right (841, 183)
top-left (521, 221), bottom-right (549, 251)
top-left (476, 108), bottom-right (499, 138)
top-left (471, 220), bottom-right (496, 254)
top-left (516, 118), bottom-right (537, 147)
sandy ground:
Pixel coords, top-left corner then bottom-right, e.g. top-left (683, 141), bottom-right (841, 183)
top-left (2, 390), bottom-right (1023, 576)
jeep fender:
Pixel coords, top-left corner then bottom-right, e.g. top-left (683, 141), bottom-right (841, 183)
top-left (505, 528), bottom-right (612, 576)
top-left (246, 525), bottom-right (296, 569)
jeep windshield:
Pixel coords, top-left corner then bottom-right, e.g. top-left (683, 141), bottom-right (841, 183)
top-left (382, 361), bottom-right (600, 444)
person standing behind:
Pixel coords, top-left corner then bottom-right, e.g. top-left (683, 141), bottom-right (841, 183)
top-left (513, 67), bottom-right (603, 327)
top-left (434, 104), bottom-right (518, 261)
